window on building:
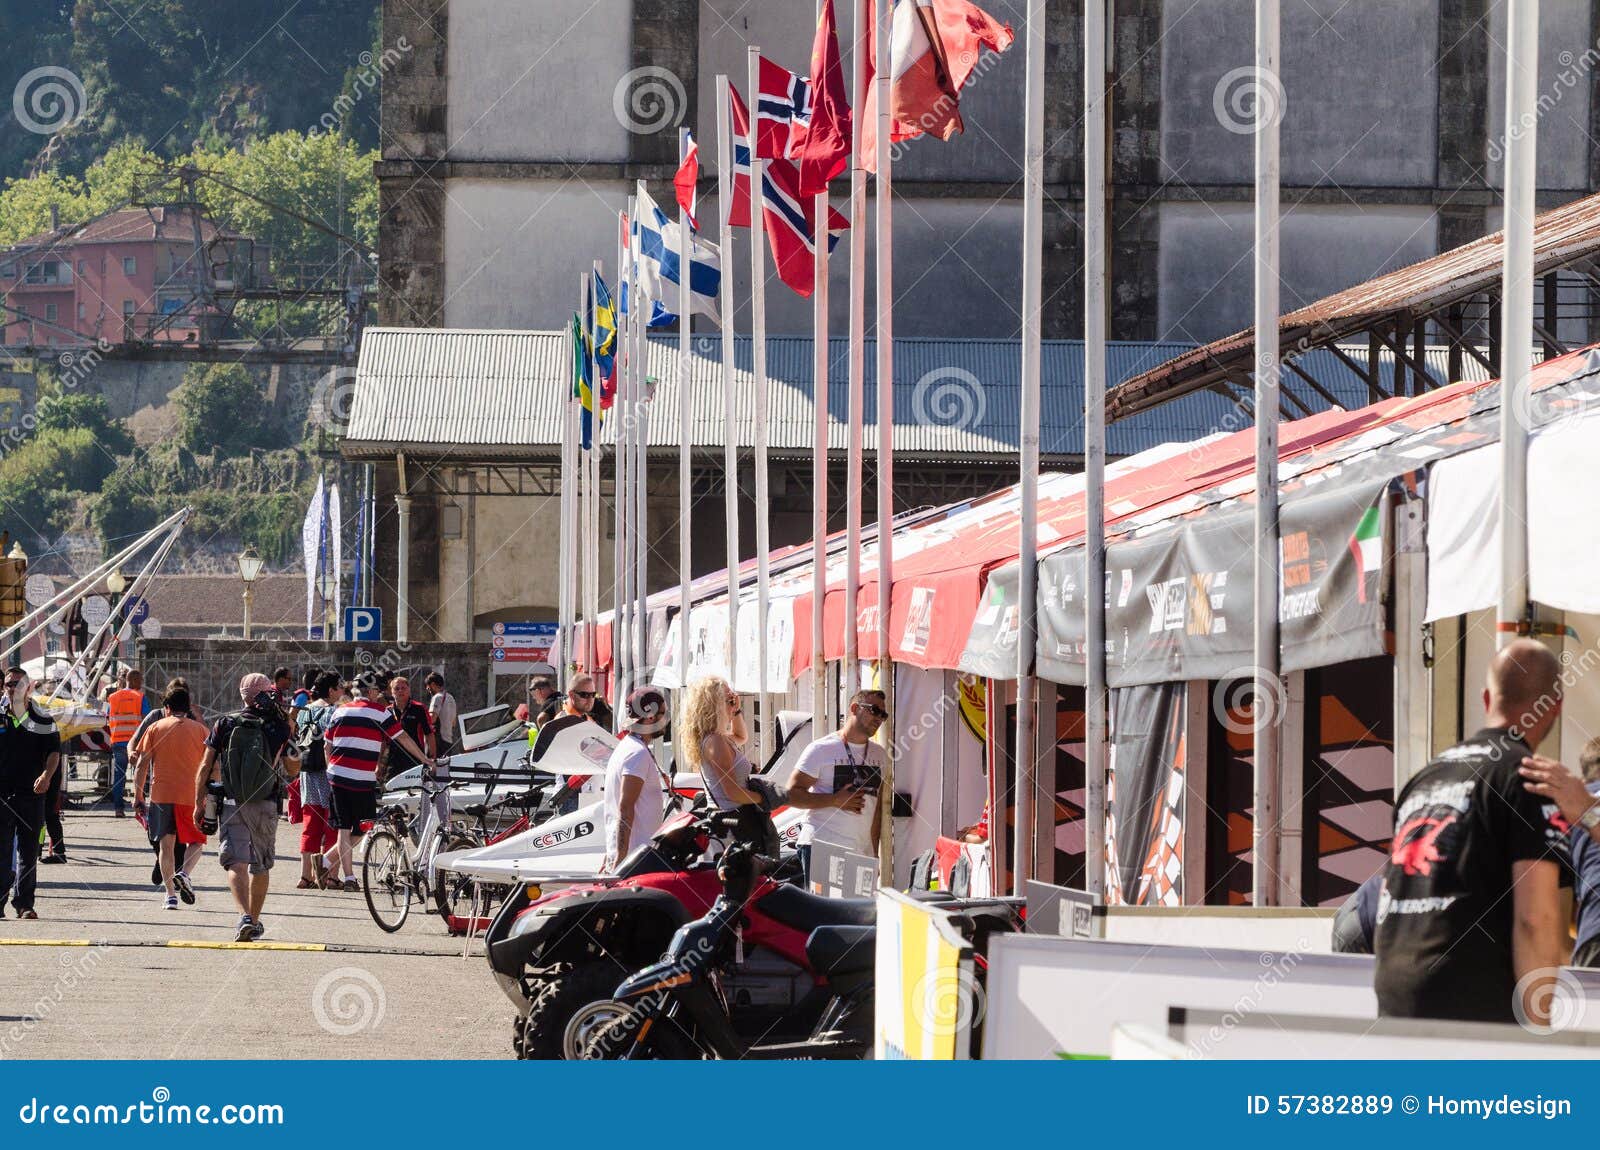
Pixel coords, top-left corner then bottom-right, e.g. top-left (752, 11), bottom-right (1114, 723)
top-left (14, 305), bottom-right (27, 319)
top-left (77, 303), bottom-right (86, 321)
top-left (1, 263), bottom-right (14, 279)
top-left (122, 300), bottom-right (135, 316)
top-left (123, 256), bottom-right (137, 276)
top-left (25, 261), bottom-right (59, 284)
top-left (77, 260), bottom-right (86, 275)
top-left (45, 303), bottom-right (57, 322)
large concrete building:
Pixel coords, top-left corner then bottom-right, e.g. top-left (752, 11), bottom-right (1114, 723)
top-left (377, 0), bottom-right (1600, 343)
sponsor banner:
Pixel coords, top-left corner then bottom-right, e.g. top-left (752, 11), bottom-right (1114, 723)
top-left (874, 888), bottom-right (976, 1061)
top-left (991, 475), bottom-right (1393, 688)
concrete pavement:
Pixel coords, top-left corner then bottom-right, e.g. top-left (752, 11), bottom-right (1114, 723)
top-left (0, 805), bottom-right (517, 1059)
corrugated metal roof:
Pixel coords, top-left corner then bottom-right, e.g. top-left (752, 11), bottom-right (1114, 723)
top-left (342, 327), bottom-right (1490, 463)
top-left (1108, 188), bottom-right (1600, 418)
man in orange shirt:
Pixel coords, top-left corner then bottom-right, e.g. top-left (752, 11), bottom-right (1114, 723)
top-left (132, 683), bottom-right (210, 909)
top-left (106, 668), bottom-right (146, 818)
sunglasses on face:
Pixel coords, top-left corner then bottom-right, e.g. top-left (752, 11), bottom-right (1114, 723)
top-left (859, 704), bottom-right (889, 720)
top-left (571, 690), bottom-right (597, 700)
top-left (4, 679), bottom-right (24, 690)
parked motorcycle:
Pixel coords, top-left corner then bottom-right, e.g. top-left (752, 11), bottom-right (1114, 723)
top-left (577, 842), bottom-right (879, 1060)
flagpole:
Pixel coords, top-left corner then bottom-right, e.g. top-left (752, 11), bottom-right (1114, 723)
top-left (588, 258), bottom-right (604, 672)
top-left (1081, 0), bottom-right (1109, 902)
top-left (1251, 0), bottom-right (1282, 908)
top-left (873, 0), bottom-right (896, 883)
top-left (678, 129), bottom-right (695, 703)
top-left (845, 0), bottom-right (869, 698)
top-left (748, 45), bottom-right (774, 759)
top-left (717, 74), bottom-right (741, 684)
top-left (559, 289), bottom-right (578, 691)
top-left (633, 186), bottom-right (651, 678)
top-left (810, 1), bottom-right (831, 738)
top-left (617, 203), bottom-right (634, 696)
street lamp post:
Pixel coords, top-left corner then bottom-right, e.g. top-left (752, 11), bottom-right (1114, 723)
top-left (318, 570), bottom-right (337, 640)
top-left (105, 569), bottom-right (127, 663)
top-left (238, 546), bottom-right (264, 640)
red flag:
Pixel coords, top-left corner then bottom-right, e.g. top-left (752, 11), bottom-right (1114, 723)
top-left (792, 0), bottom-right (851, 197)
top-left (761, 156), bottom-right (848, 297)
top-left (674, 131), bottom-right (700, 231)
top-left (755, 56), bottom-right (811, 161)
top-left (861, 0), bottom-right (1014, 171)
top-left (727, 84), bottom-right (753, 228)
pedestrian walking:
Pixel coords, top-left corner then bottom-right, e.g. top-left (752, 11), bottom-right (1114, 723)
top-left (425, 672), bottom-right (458, 758)
top-left (295, 672), bottom-right (342, 889)
top-left (1374, 639), bottom-right (1571, 1026)
top-left (128, 677), bottom-right (184, 887)
top-left (323, 670), bottom-right (432, 891)
top-left (0, 667), bottom-right (60, 920)
top-left (106, 667), bottom-right (147, 817)
top-left (274, 667), bottom-right (302, 824)
top-left (192, 673), bottom-right (299, 942)
top-left (131, 683), bottom-right (209, 910)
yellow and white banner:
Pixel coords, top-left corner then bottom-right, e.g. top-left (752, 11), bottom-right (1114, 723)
top-left (874, 888), bottom-right (977, 1060)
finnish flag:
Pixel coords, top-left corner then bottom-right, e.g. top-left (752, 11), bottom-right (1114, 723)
top-left (632, 185), bottom-right (721, 328)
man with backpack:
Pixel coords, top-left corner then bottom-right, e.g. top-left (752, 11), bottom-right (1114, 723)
top-left (294, 672), bottom-right (342, 889)
top-left (193, 673), bottom-right (299, 942)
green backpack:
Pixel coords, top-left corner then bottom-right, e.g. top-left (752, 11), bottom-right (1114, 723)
top-left (221, 713), bottom-right (282, 804)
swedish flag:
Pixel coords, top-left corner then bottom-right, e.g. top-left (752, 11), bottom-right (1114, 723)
top-left (593, 272), bottom-right (618, 411)
top-left (572, 312), bottom-right (595, 450)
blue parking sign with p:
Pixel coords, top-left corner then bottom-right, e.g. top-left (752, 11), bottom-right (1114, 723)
top-left (344, 606), bottom-right (382, 642)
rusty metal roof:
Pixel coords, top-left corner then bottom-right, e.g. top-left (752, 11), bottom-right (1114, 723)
top-left (1107, 189), bottom-right (1600, 420)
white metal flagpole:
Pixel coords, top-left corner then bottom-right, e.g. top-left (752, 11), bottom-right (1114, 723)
top-left (588, 258), bottom-right (604, 672)
top-left (845, 0), bottom-right (869, 698)
top-left (559, 284), bottom-right (579, 690)
top-left (634, 183), bottom-right (650, 678)
top-left (874, 0), bottom-right (895, 881)
top-left (617, 204), bottom-right (634, 695)
top-left (1251, 0), bottom-right (1282, 908)
top-left (1081, 0), bottom-right (1109, 902)
top-left (1013, 0), bottom-right (1047, 896)
top-left (678, 128), bottom-right (695, 696)
top-left (811, 0), bottom-right (831, 738)
top-left (748, 45), bottom-right (773, 758)
top-left (1498, 0), bottom-right (1538, 650)
top-left (717, 74), bottom-right (741, 683)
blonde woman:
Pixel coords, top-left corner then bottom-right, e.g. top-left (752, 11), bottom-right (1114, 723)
top-left (680, 676), bottom-right (759, 810)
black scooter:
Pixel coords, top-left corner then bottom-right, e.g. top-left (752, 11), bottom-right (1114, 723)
top-left (578, 844), bottom-right (876, 1060)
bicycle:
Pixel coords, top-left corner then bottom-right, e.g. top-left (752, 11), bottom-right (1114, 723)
top-left (362, 763), bottom-right (481, 933)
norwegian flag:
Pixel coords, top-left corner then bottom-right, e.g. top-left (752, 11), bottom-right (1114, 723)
top-left (674, 130), bottom-right (700, 231)
top-left (760, 154), bottom-right (847, 298)
top-left (755, 54), bottom-right (812, 161)
top-left (727, 83), bottom-right (753, 228)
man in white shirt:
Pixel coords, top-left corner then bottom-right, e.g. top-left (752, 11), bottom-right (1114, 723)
top-left (425, 672), bottom-right (458, 756)
top-left (602, 686), bottom-right (670, 872)
top-left (786, 689), bottom-right (887, 881)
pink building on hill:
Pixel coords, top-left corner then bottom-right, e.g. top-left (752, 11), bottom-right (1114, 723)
top-left (0, 206), bottom-right (268, 349)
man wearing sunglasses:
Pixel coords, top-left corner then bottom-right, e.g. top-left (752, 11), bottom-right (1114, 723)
top-left (546, 673), bottom-right (606, 814)
top-left (786, 689), bottom-right (887, 882)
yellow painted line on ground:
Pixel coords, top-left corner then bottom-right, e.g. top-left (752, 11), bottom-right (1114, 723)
top-left (0, 937), bottom-right (462, 957)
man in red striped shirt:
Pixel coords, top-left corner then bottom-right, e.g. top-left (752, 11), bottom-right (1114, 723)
top-left (324, 669), bottom-right (433, 890)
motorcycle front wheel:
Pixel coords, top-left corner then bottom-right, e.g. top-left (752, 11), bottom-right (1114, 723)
top-left (577, 1010), bottom-right (704, 1061)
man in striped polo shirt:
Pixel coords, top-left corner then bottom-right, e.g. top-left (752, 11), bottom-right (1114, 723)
top-left (324, 669), bottom-right (434, 890)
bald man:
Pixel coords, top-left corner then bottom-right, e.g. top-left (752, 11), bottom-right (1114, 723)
top-left (1375, 639), bottom-right (1572, 1026)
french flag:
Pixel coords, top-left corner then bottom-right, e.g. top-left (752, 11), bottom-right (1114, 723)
top-left (755, 54), bottom-right (812, 161)
top-left (760, 155), bottom-right (847, 298)
top-left (727, 84), bottom-right (753, 228)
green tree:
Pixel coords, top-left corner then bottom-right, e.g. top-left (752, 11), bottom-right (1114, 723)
top-left (0, 427), bottom-right (110, 542)
top-left (173, 362), bottom-right (273, 455)
top-left (32, 393), bottom-right (134, 457)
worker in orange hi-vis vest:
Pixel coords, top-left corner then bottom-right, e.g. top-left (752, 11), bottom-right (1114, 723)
top-left (106, 668), bottom-right (147, 818)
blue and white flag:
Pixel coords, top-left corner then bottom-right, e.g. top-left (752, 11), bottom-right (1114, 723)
top-left (633, 186), bottom-right (721, 327)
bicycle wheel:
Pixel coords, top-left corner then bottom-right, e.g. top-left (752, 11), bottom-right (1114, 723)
top-left (431, 831), bottom-right (484, 925)
top-left (362, 828), bottom-right (413, 933)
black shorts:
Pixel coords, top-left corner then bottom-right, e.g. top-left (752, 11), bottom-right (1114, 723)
top-left (329, 785), bottom-right (377, 833)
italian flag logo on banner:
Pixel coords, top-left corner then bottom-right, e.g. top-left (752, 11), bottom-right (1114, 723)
top-left (1348, 507), bottom-right (1382, 603)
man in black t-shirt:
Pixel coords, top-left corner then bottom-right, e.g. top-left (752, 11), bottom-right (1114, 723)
top-left (1374, 639), bottom-right (1570, 1026)
top-left (386, 675), bottom-right (435, 776)
top-left (0, 667), bottom-right (62, 919)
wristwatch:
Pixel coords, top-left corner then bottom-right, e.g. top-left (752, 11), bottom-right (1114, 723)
top-left (1580, 801), bottom-right (1600, 833)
